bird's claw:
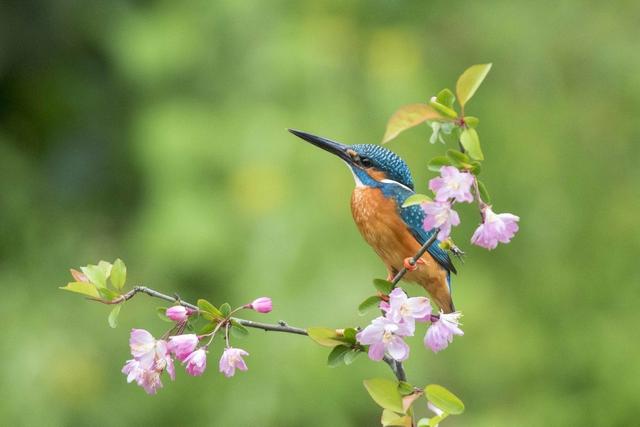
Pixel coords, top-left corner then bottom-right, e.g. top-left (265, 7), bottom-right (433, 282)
top-left (403, 257), bottom-right (424, 271)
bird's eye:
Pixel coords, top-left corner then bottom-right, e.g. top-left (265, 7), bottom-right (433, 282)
top-left (361, 157), bottom-right (372, 167)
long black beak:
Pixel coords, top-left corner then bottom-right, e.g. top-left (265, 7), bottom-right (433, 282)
top-left (288, 129), bottom-right (354, 165)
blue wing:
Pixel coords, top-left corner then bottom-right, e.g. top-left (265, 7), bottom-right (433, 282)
top-left (380, 182), bottom-right (457, 275)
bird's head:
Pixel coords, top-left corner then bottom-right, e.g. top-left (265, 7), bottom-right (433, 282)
top-left (289, 129), bottom-right (414, 190)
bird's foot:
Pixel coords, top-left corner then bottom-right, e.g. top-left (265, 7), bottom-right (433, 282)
top-left (403, 257), bottom-right (425, 271)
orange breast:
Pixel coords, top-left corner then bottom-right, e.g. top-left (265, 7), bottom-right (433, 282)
top-left (350, 187), bottom-right (454, 312)
top-left (351, 187), bottom-right (418, 269)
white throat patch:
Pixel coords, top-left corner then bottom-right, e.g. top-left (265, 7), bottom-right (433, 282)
top-left (380, 178), bottom-right (412, 191)
top-left (344, 162), bottom-right (365, 188)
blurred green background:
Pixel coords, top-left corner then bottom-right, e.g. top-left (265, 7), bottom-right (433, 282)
top-left (1, 0), bottom-right (639, 426)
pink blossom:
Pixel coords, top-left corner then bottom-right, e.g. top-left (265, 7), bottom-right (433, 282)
top-left (386, 287), bottom-right (431, 334)
top-left (429, 166), bottom-right (474, 203)
top-left (422, 201), bottom-right (460, 241)
top-left (123, 329), bottom-right (175, 393)
top-left (218, 347), bottom-right (249, 378)
top-left (154, 340), bottom-right (175, 380)
top-left (168, 334), bottom-right (199, 362)
top-left (166, 306), bottom-right (189, 322)
top-left (129, 329), bottom-right (156, 367)
top-left (184, 348), bottom-right (208, 376)
top-left (471, 206), bottom-right (520, 250)
top-left (249, 297), bottom-right (273, 313)
top-left (356, 316), bottom-right (411, 362)
top-left (121, 358), bottom-right (166, 394)
top-left (138, 369), bottom-right (163, 394)
top-left (424, 311), bottom-right (464, 353)
top-left (122, 359), bottom-right (144, 384)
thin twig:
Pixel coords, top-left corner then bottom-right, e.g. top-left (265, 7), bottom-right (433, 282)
top-left (117, 286), bottom-right (308, 335)
top-left (390, 230), bottom-right (440, 286)
top-left (112, 285), bottom-right (410, 380)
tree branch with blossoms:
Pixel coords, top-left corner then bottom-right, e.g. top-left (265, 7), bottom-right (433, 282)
top-left (60, 64), bottom-right (520, 427)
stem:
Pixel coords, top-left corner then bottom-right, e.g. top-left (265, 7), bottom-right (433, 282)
top-left (472, 177), bottom-right (488, 213)
top-left (383, 356), bottom-right (407, 382)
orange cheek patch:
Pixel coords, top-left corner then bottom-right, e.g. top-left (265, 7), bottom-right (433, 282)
top-left (367, 169), bottom-right (388, 181)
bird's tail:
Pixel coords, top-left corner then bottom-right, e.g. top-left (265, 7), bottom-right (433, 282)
top-left (417, 272), bottom-right (455, 314)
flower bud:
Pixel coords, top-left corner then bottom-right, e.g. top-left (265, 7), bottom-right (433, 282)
top-left (166, 305), bottom-right (189, 322)
top-left (249, 297), bottom-right (272, 313)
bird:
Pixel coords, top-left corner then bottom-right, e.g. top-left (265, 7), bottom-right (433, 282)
top-left (288, 129), bottom-right (457, 313)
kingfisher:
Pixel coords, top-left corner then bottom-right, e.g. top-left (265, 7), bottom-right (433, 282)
top-left (289, 129), bottom-right (457, 313)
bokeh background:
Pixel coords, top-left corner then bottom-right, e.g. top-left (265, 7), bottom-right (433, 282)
top-left (1, 1), bottom-right (639, 426)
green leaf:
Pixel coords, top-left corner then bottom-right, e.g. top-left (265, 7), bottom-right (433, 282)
top-left (156, 307), bottom-right (173, 322)
top-left (219, 303), bottom-right (231, 317)
top-left (425, 384), bottom-right (465, 415)
top-left (435, 88), bottom-right (456, 108)
top-left (343, 349), bottom-right (363, 365)
top-left (469, 161), bottom-right (482, 175)
top-left (446, 149), bottom-right (471, 167)
top-left (456, 63), bottom-right (492, 107)
top-left (230, 323), bottom-right (249, 338)
top-left (108, 305), bottom-right (121, 328)
top-left (427, 156), bottom-right (452, 172)
top-left (59, 281), bottom-right (100, 298)
top-left (98, 287), bottom-right (120, 301)
top-left (401, 194), bottom-right (432, 208)
top-left (307, 327), bottom-right (345, 347)
top-left (464, 116), bottom-right (479, 128)
top-left (197, 299), bottom-right (223, 320)
top-left (460, 128), bottom-right (484, 160)
top-left (416, 418), bottom-right (430, 427)
top-left (198, 321), bottom-right (216, 335)
top-left (383, 104), bottom-right (443, 143)
top-left (373, 278), bottom-right (394, 295)
top-left (110, 258), bottom-right (127, 290)
top-left (363, 378), bottom-right (404, 414)
top-left (381, 409), bottom-right (412, 426)
top-left (327, 345), bottom-right (350, 367)
top-left (97, 260), bottom-right (113, 278)
top-left (80, 264), bottom-right (107, 288)
top-left (477, 180), bottom-right (491, 203)
top-left (358, 296), bottom-right (381, 315)
top-left (343, 327), bottom-right (357, 344)
top-left (429, 98), bottom-right (458, 118)
top-left (397, 382), bottom-right (414, 396)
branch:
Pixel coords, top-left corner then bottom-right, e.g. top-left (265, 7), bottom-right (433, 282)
top-left (100, 232), bottom-right (442, 384)
top-left (113, 285), bottom-right (410, 381)
top-left (118, 286), bottom-right (308, 336)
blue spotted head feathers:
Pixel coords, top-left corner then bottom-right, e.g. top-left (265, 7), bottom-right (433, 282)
top-left (288, 129), bottom-right (414, 190)
top-left (351, 144), bottom-right (414, 190)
